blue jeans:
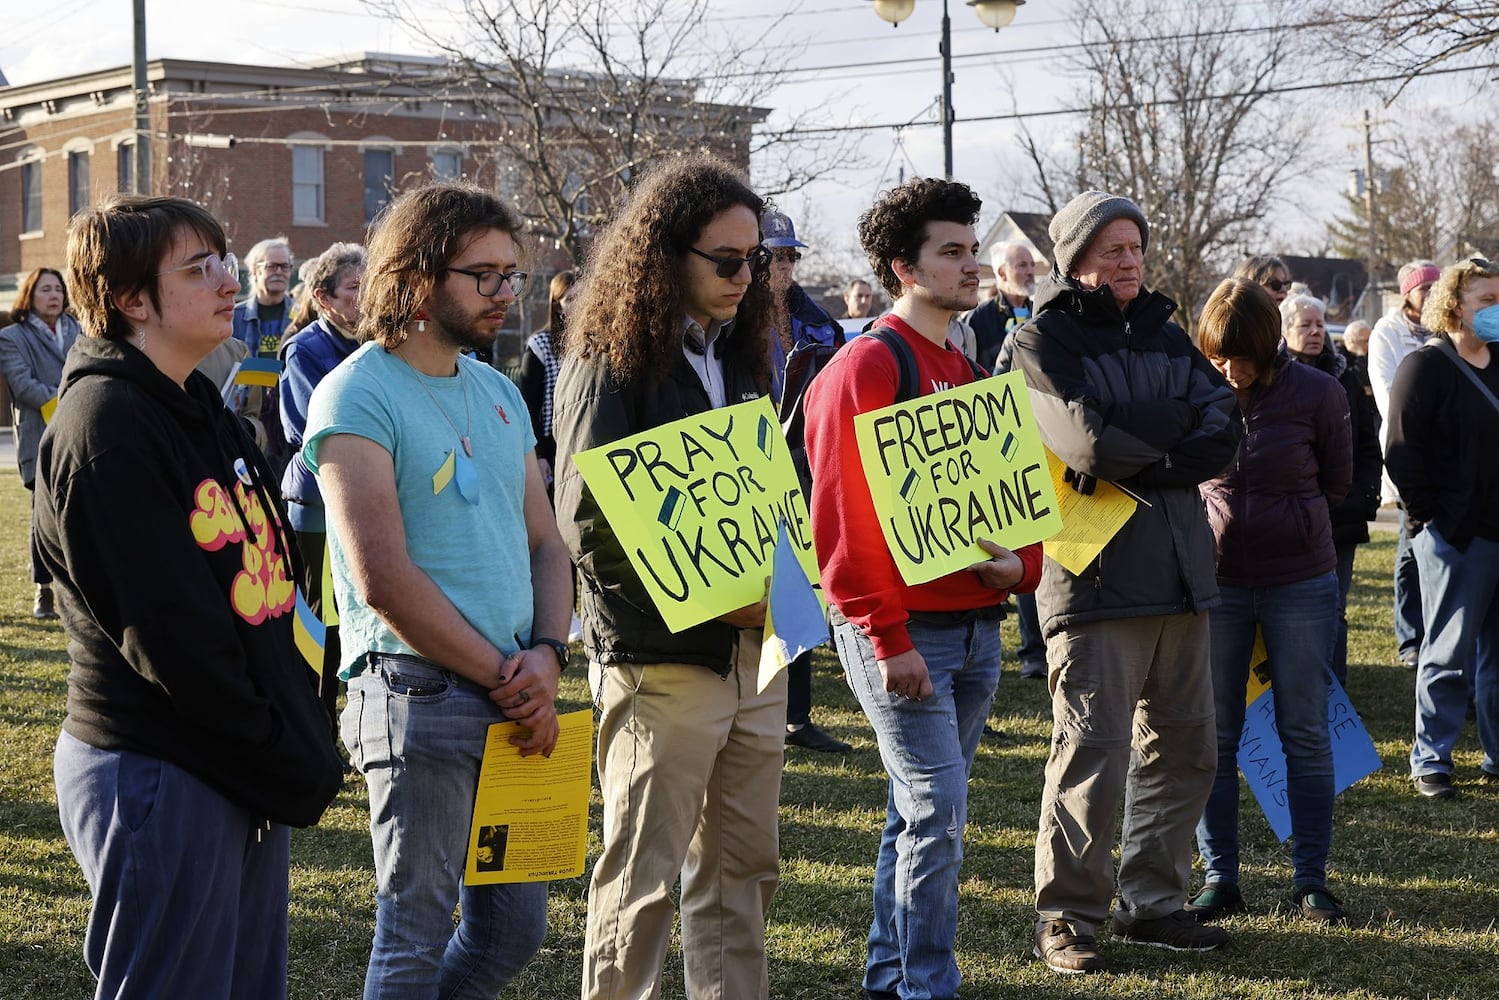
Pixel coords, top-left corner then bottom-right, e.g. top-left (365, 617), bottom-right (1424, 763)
top-left (54, 731), bottom-right (291, 1000)
top-left (1197, 573), bottom-right (1338, 889)
top-left (1410, 526), bottom-right (1499, 778)
top-left (1333, 544), bottom-right (1357, 686)
top-left (342, 654), bottom-right (548, 1000)
top-left (833, 613), bottom-right (1000, 1000)
top-left (1395, 515), bottom-right (1425, 657)
top-left (1014, 592), bottom-right (1045, 674)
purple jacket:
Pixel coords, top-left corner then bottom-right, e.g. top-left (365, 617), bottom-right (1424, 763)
top-left (1201, 350), bottom-right (1352, 588)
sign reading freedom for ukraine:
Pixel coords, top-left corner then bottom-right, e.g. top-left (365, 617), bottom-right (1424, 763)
top-left (571, 396), bottom-right (818, 633)
top-left (853, 371), bottom-right (1063, 586)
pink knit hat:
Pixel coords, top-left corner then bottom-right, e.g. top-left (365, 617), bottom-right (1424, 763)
top-left (1400, 264), bottom-right (1441, 298)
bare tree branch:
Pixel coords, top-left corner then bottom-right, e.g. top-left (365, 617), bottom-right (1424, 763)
top-left (360, 0), bottom-right (860, 264)
top-left (1316, 0), bottom-right (1499, 96)
top-left (1022, 0), bottom-right (1316, 331)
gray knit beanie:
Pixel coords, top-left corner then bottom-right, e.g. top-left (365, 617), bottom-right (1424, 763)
top-left (1049, 191), bottom-right (1150, 278)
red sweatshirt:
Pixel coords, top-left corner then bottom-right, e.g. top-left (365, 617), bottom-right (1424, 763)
top-left (804, 315), bottom-right (1043, 660)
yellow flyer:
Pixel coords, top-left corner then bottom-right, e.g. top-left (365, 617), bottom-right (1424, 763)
top-left (1041, 449), bottom-right (1139, 575)
top-left (464, 708), bottom-right (594, 886)
top-left (571, 395), bottom-right (818, 633)
top-left (853, 371), bottom-right (1063, 586)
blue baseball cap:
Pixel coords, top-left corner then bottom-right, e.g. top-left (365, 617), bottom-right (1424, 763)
top-left (760, 209), bottom-right (807, 249)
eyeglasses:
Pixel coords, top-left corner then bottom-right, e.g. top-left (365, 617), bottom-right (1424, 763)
top-left (156, 252), bottom-right (239, 290)
top-left (688, 245), bottom-right (771, 279)
top-left (772, 250), bottom-right (803, 264)
top-left (442, 267), bottom-right (529, 298)
top-left (1262, 278), bottom-right (1292, 292)
top-left (258, 261), bottom-right (292, 273)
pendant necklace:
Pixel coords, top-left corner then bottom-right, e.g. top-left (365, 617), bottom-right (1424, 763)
top-left (397, 350), bottom-right (473, 456)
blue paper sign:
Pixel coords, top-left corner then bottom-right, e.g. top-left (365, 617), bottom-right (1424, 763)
top-left (1237, 674), bottom-right (1382, 842)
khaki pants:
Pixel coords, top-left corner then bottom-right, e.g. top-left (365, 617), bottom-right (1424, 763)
top-left (583, 634), bottom-right (787, 1000)
top-left (1033, 613), bottom-right (1216, 937)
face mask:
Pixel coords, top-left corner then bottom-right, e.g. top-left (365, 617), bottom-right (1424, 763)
top-left (1472, 304), bottom-right (1499, 343)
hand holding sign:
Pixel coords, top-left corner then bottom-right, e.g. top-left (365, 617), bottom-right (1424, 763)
top-left (719, 577), bottom-right (769, 629)
top-left (966, 537), bottom-right (1026, 591)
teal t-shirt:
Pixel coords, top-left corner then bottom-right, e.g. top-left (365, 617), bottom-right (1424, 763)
top-left (304, 343), bottom-right (538, 678)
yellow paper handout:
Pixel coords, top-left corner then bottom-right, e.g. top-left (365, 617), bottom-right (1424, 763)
top-left (465, 708), bottom-right (594, 885)
top-left (1041, 449), bottom-right (1139, 576)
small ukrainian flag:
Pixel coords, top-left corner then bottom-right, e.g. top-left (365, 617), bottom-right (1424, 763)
top-left (293, 589), bottom-right (327, 675)
top-left (235, 356), bottom-right (281, 387)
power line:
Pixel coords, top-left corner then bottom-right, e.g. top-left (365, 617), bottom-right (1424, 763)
top-left (766, 59), bottom-right (1499, 137)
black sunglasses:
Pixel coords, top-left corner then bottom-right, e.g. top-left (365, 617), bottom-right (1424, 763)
top-left (1263, 278), bottom-right (1292, 292)
top-left (688, 245), bottom-right (771, 279)
top-left (772, 249), bottom-right (803, 263)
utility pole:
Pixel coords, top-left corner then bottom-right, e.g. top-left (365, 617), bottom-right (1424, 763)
top-left (132, 0), bottom-right (150, 194)
top-left (1362, 109), bottom-right (1378, 323)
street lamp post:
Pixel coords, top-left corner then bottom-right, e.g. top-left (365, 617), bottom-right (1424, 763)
top-left (870, 0), bottom-right (1025, 178)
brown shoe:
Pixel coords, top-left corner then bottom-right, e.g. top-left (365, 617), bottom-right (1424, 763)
top-left (1034, 919), bottom-right (1106, 974)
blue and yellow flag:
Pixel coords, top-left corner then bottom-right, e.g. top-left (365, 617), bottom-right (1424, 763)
top-left (235, 356), bottom-right (281, 387)
top-left (293, 588), bottom-right (327, 675)
top-left (758, 520), bottom-right (828, 693)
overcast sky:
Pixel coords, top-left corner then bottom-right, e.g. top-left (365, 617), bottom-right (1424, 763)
top-left (4, 0), bottom-right (1488, 273)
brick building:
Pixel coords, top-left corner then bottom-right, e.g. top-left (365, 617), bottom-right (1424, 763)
top-left (0, 51), bottom-right (760, 420)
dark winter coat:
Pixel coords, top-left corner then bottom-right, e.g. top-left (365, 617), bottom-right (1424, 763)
top-left (1297, 342), bottom-right (1381, 546)
top-left (1013, 275), bottom-right (1242, 637)
top-left (1201, 348), bottom-right (1353, 588)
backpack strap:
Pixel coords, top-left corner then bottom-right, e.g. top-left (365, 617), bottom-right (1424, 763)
top-left (866, 325), bottom-right (989, 403)
top-left (865, 327), bottom-right (919, 403)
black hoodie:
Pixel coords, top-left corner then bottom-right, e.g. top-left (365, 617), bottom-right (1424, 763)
top-left (33, 336), bottom-right (342, 828)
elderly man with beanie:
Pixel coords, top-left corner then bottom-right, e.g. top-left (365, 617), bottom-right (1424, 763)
top-left (1012, 191), bottom-right (1242, 975)
top-left (1370, 260), bottom-right (1440, 669)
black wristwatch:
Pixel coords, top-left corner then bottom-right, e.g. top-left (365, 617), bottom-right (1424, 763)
top-left (531, 637), bottom-right (570, 671)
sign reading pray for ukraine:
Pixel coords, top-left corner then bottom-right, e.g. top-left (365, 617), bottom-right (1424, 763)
top-left (571, 396), bottom-right (819, 633)
top-left (853, 371), bottom-right (1063, 586)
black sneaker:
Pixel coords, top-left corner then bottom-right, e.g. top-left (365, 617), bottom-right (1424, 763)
top-left (1290, 885), bottom-right (1348, 925)
top-left (1413, 772), bottom-right (1456, 799)
top-left (1034, 919), bottom-right (1106, 974)
top-left (785, 722), bottom-right (851, 754)
top-left (1185, 882), bottom-right (1245, 922)
top-left (1020, 662), bottom-right (1046, 680)
top-left (1111, 909), bottom-right (1229, 951)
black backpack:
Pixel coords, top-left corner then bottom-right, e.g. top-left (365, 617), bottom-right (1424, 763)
top-left (778, 322), bottom-right (985, 494)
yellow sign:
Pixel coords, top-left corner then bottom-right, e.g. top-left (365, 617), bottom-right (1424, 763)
top-left (1041, 449), bottom-right (1139, 576)
top-left (465, 709), bottom-right (594, 885)
top-left (572, 395), bottom-right (818, 633)
top-left (853, 371), bottom-right (1062, 586)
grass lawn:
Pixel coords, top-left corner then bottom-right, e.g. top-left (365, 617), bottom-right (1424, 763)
top-left (1, 467), bottom-right (1495, 999)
